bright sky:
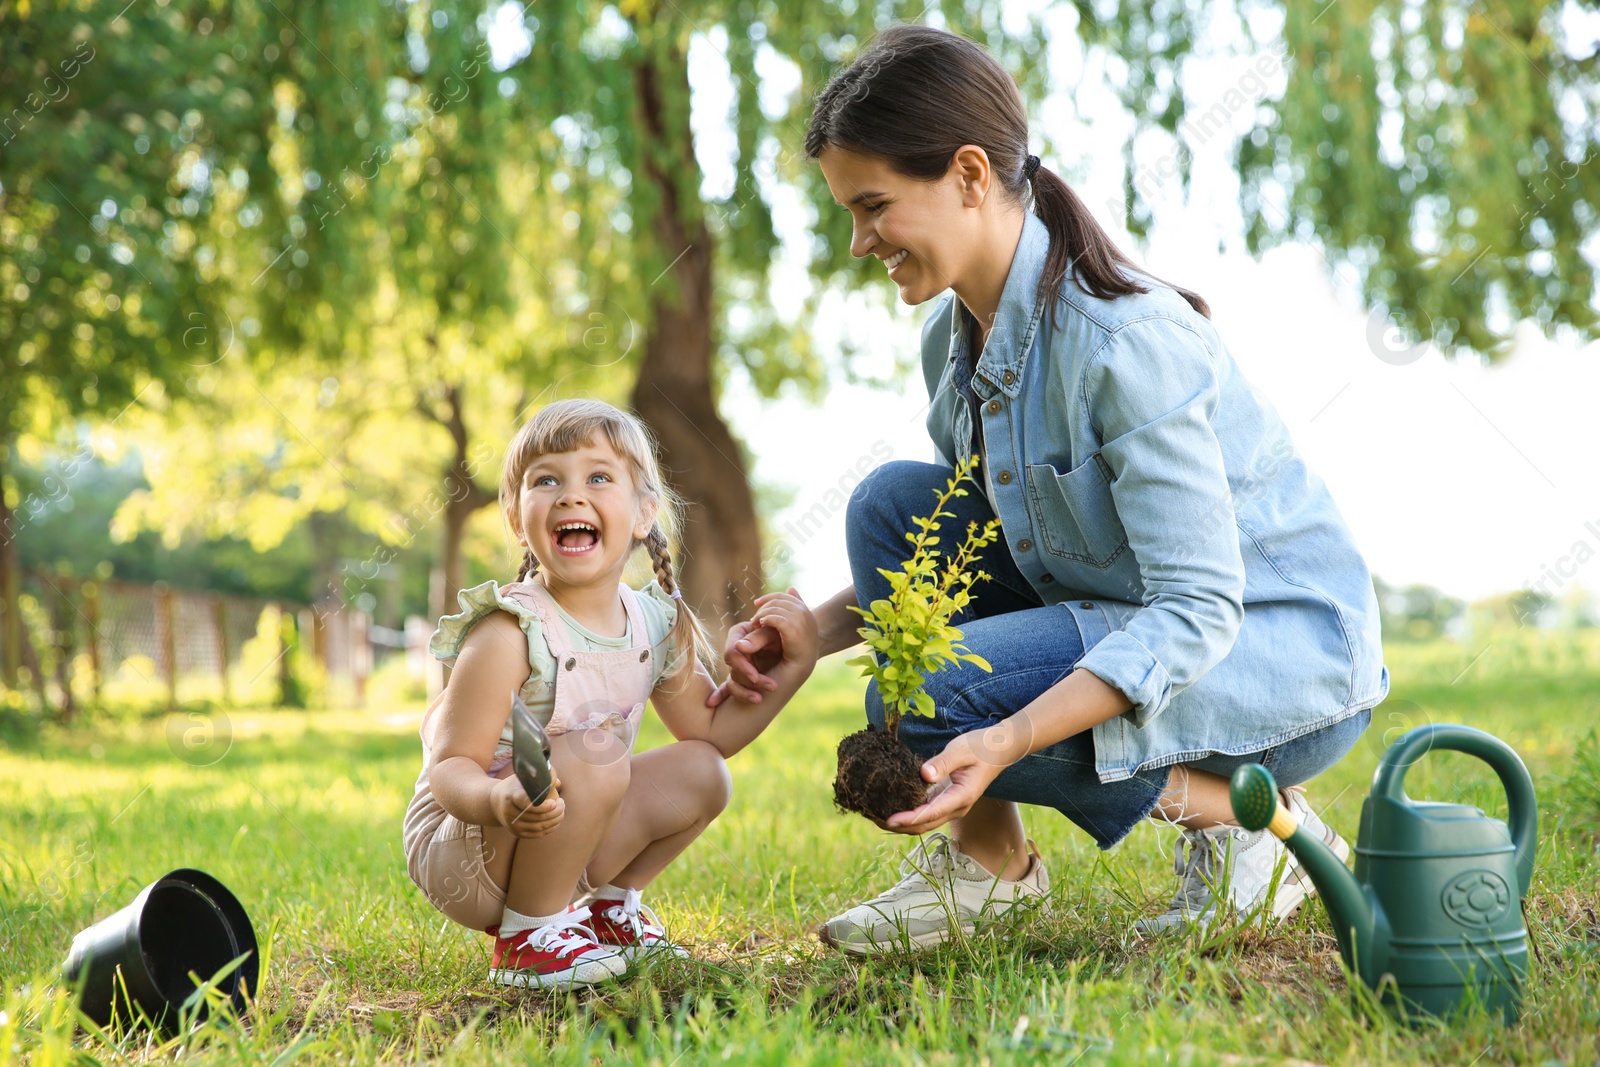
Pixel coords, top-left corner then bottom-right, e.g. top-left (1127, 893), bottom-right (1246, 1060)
top-left (679, 7), bottom-right (1600, 608)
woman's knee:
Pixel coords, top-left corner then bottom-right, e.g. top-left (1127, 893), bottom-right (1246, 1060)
top-left (847, 461), bottom-right (948, 542)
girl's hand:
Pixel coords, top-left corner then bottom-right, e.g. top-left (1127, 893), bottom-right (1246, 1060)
top-left (883, 729), bottom-right (1013, 835)
top-left (491, 773), bottom-right (564, 839)
top-left (707, 588), bottom-right (810, 707)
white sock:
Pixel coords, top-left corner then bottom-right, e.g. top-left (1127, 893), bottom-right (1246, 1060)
top-left (592, 883), bottom-right (630, 903)
top-left (499, 905), bottom-right (569, 938)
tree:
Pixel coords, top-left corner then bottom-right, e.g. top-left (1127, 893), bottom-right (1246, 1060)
top-left (11, 0), bottom-right (1599, 690)
top-left (106, 2), bottom-right (627, 636)
top-left (1372, 575), bottom-right (1466, 642)
top-left (481, 0), bottom-right (1600, 634)
top-left (0, 1), bottom-right (270, 687)
top-left (494, 2), bottom-right (1072, 635)
top-left (1094, 0), bottom-right (1598, 356)
top-left (102, 1), bottom-right (1055, 643)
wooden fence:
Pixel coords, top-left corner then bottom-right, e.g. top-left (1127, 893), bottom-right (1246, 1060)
top-left (0, 570), bottom-right (374, 715)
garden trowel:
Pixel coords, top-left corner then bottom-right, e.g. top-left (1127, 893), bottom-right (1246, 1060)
top-left (509, 689), bottom-right (554, 806)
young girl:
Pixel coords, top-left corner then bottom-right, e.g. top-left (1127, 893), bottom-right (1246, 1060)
top-left (717, 24), bottom-right (1386, 950)
top-left (403, 399), bottom-right (817, 988)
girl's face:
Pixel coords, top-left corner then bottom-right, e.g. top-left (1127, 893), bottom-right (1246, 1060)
top-left (818, 146), bottom-right (986, 307)
top-left (512, 437), bottom-right (657, 592)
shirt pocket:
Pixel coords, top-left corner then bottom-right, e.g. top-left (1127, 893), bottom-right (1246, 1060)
top-left (1025, 454), bottom-right (1129, 568)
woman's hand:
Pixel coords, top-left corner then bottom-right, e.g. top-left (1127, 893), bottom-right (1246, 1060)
top-left (750, 588), bottom-right (820, 681)
top-left (883, 728), bottom-right (1015, 836)
top-left (490, 773), bottom-right (564, 839)
top-left (707, 588), bottom-right (807, 707)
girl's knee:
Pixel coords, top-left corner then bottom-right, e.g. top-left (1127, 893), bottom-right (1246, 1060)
top-left (678, 739), bottom-right (732, 816)
top-left (555, 729), bottom-right (632, 800)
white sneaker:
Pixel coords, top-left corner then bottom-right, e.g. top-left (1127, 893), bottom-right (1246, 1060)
top-left (1133, 786), bottom-right (1349, 937)
top-left (819, 832), bottom-right (1050, 955)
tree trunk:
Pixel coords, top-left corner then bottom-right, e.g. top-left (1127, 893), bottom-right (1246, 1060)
top-left (631, 49), bottom-right (764, 645)
top-left (0, 445), bottom-right (20, 690)
top-left (0, 444), bottom-right (44, 707)
top-left (0, 466), bottom-right (48, 705)
top-left (427, 382), bottom-right (497, 686)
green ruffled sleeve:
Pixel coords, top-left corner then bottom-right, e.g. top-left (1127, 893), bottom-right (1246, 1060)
top-left (429, 580), bottom-right (541, 662)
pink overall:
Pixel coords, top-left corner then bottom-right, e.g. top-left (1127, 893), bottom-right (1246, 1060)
top-left (402, 577), bottom-right (657, 931)
top-left (505, 577), bottom-right (654, 750)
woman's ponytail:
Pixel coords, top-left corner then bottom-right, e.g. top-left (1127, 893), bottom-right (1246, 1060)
top-left (1030, 164), bottom-right (1211, 320)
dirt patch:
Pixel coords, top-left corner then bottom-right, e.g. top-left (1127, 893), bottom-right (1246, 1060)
top-left (832, 727), bottom-right (928, 822)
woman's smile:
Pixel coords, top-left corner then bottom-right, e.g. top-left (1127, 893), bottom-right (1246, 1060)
top-left (885, 248), bottom-right (910, 276)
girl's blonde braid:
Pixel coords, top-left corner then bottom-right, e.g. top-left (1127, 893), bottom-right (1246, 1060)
top-left (644, 524), bottom-right (716, 681)
top-left (519, 544), bottom-right (540, 582)
top-left (644, 526), bottom-right (678, 596)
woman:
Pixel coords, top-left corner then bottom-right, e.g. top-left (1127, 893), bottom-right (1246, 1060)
top-left (713, 24), bottom-right (1388, 951)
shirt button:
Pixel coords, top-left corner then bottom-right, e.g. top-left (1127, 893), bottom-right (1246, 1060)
top-left (1018, 538), bottom-right (1032, 552)
top-left (564, 657), bottom-right (577, 671)
top-left (1041, 574), bottom-right (1054, 583)
top-left (1080, 601), bottom-right (1095, 609)
top-left (1002, 370), bottom-right (1016, 385)
top-left (986, 399), bottom-right (1001, 415)
top-left (639, 650), bottom-right (649, 662)
top-left (996, 470), bottom-right (1013, 485)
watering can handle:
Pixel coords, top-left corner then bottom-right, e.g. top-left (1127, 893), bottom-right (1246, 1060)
top-left (1373, 723), bottom-right (1538, 893)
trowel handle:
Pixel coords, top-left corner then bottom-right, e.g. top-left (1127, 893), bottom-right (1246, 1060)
top-left (510, 690), bottom-right (555, 807)
top-left (1373, 723), bottom-right (1538, 893)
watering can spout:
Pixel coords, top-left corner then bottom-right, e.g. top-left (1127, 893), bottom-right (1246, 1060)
top-left (1230, 764), bottom-right (1376, 969)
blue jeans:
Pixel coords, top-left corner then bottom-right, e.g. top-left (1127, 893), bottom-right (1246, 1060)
top-left (846, 460), bottom-right (1370, 849)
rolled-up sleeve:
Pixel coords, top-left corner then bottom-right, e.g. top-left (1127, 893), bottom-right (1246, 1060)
top-left (1072, 316), bottom-right (1245, 725)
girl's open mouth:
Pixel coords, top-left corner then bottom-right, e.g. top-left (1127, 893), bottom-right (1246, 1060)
top-left (885, 248), bottom-right (909, 275)
top-left (552, 520), bottom-right (600, 555)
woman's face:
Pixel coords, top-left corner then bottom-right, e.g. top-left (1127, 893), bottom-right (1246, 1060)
top-left (818, 146), bottom-right (980, 307)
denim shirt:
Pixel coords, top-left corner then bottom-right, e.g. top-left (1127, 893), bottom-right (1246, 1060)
top-left (922, 214), bottom-right (1389, 783)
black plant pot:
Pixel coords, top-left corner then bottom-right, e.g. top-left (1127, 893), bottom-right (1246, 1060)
top-left (62, 868), bottom-right (258, 1033)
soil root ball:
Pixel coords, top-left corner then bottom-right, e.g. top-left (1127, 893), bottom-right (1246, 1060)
top-left (833, 727), bottom-right (929, 823)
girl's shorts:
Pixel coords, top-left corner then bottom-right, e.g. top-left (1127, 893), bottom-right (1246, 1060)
top-left (404, 792), bottom-right (507, 932)
top-left (403, 791), bottom-right (594, 931)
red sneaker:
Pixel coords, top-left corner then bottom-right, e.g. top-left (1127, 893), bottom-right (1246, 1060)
top-left (488, 907), bottom-right (627, 989)
top-left (586, 889), bottom-right (689, 964)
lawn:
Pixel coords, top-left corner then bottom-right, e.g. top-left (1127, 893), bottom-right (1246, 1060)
top-left (2, 631), bottom-right (1598, 1065)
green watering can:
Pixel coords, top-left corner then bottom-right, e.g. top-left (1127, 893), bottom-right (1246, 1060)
top-left (1230, 723), bottom-right (1537, 1023)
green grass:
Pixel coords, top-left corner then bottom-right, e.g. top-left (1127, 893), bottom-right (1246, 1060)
top-left (3, 631), bottom-right (1598, 1065)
